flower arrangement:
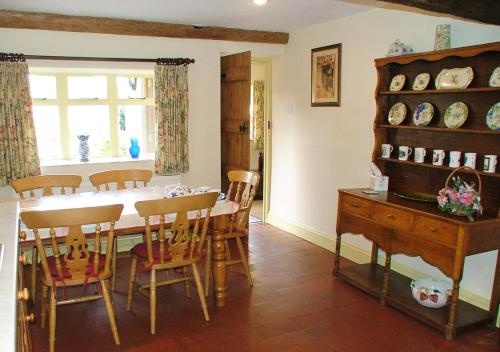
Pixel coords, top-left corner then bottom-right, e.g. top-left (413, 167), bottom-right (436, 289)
top-left (437, 175), bottom-right (482, 221)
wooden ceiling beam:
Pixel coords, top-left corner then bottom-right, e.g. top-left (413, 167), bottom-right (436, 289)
top-left (0, 10), bottom-right (289, 44)
top-left (379, 0), bottom-right (500, 25)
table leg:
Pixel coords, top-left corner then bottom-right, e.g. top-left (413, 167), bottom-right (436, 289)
top-left (211, 220), bottom-right (227, 307)
top-left (370, 243), bottom-right (379, 265)
top-left (446, 281), bottom-right (460, 340)
top-left (333, 233), bottom-right (342, 276)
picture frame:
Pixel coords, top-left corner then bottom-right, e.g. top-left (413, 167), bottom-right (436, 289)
top-left (311, 43), bottom-right (341, 107)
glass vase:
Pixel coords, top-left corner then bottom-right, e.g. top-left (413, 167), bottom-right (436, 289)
top-left (129, 137), bottom-right (140, 158)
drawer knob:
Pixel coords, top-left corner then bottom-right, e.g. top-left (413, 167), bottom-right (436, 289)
top-left (25, 313), bottom-right (35, 323)
top-left (17, 288), bottom-right (30, 302)
top-left (19, 231), bottom-right (27, 240)
top-left (430, 227), bottom-right (437, 232)
top-left (352, 204), bottom-right (360, 208)
top-left (19, 254), bottom-right (27, 265)
top-left (387, 214), bottom-right (395, 219)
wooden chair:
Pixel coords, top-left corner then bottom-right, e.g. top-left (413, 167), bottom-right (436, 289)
top-left (205, 170), bottom-right (259, 295)
top-left (89, 169), bottom-right (153, 191)
top-left (12, 174), bottom-right (83, 304)
top-left (126, 192), bottom-right (218, 335)
top-left (89, 169), bottom-right (153, 289)
top-left (21, 204), bottom-right (124, 352)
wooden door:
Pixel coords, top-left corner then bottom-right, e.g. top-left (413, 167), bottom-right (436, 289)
top-left (220, 51), bottom-right (251, 192)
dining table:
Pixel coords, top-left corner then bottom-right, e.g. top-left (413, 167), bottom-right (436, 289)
top-left (18, 186), bottom-right (238, 308)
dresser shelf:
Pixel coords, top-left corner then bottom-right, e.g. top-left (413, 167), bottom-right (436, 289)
top-left (375, 157), bottom-right (500, 178)
top-left (379, 87), bottom-right (500, 95)
top-left (377, 124), bottom-right (500, 135)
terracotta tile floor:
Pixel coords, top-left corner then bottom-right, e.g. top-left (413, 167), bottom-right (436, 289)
top-left (29, 223), bottom-right (499, 351)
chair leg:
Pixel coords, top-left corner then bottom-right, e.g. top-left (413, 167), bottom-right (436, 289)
top-left (49, 287), bottom-right (57, 352)
top-left (204, 236), bottom-right (212, 297)
top-left (192, 263), bottom-right (210, 322)
top-left (183, 266), bottom-right (191, 298)
top-left (41, 284), bottom-right (48, 328)
top-left (150, 269), bottom-right (157, 335)
top-left (225, 239), bottom-right (231, 261)
top-left (112, 237), bottom-right (117, 291)
top-left (126, 256), bottom-right (138, 311)
top-left (236, 237), bottom-right (253, 287)
top-left (101, 280), bottom-right (120, 346)
top-left (31, 246), bottom-right (38, 305)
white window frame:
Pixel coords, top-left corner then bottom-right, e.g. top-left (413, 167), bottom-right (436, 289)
top-left (30, 69), bottom-right (154, 161)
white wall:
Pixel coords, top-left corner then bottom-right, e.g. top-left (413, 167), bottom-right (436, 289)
top-left (270, 7), bottom-right (500, 300)
top-left (0, 28), bottom-right (284, 196)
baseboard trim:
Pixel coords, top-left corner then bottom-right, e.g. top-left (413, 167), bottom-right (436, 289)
top-left (267, 211), bottom-right (491, 312)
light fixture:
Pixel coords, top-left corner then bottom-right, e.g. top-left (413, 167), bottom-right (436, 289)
top-left (253, 0), bottom-right (268, 6)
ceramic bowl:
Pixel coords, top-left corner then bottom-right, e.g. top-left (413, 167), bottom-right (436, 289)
top-left (410, 278), bottom-right (452, 308)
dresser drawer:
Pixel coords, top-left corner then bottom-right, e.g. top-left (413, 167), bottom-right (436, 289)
top-left (373, 203), bottom-right (412, 231)
top-left (412, 216), bottom-right (458, 247)
top-left (341, 194), bottom-right (373, 218)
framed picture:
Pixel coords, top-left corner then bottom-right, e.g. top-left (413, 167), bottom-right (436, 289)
top-left (311, 43), bottom-right (342, 107)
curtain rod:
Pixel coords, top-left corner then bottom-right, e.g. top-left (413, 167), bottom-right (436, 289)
top-left (0, 53), bottom-right (195, 65)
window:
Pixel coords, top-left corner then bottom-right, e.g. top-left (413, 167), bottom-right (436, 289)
top-left (29, 71), bottom-right (155, 161)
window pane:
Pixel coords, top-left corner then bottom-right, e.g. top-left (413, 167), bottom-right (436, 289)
top-left (117, 105), bottom-right (155, 156)
top-left (29, 75), bottom-right (57, 99)
top-left (117, 76), bottom-right (149, 99)
top-left (68, 106), bottom-right (110, 159)
top-left (68, 76), bottom-right (107, 99)
top-left (32, 106), bottom-right (61, 160)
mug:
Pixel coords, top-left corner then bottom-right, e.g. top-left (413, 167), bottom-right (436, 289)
top-left (381, 144), bottom-right (394, 158)
top-left (448, 151), bottom-right (461, 168)
top-left (432, 149), bottom-right (445, 166)
top-left (464, 152), bottom-right (477, 169)
top-left (414, 147), bottom-right (426, 163)
top-left (483, 155), bottom-right (498, 173)
top-left (398, 146), bottom-right (413, 161)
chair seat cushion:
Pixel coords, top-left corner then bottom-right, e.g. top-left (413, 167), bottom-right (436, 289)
top-left (46, 253), bottom-right (106, 279)
top-left (131, 240), bottom-right (205, 261)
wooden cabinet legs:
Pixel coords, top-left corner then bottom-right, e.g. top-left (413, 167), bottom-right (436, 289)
top-left (333, 233), bottom-right (342, 277)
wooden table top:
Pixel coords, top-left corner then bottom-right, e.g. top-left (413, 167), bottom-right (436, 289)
top-left (19, 186), bottom-right (238, 243)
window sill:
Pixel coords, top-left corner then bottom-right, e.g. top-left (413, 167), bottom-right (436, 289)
top-left (40, 154), bottom-right (155, 167)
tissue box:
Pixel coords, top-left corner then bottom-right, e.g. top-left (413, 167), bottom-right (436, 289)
top-left (371, 176), bottom-right (389, 191)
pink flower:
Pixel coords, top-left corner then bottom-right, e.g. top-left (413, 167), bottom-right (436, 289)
top-left (458, 193), bottom-right (475, 206)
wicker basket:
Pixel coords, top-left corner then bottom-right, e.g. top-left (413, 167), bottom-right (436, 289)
top-left (439, 166), bottom-right (482, 221)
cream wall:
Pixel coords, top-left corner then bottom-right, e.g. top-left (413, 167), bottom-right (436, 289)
top-left (269, 8), bottom-right (500, 301)
top-left (0, 28), bottom-right (284, 197)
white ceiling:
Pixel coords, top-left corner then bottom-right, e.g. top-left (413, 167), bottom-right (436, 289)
top-left (0, 0), bottom-right (382, 32)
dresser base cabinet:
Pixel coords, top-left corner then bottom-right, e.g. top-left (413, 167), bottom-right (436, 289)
top-left (334, 189), bottom-right (500, 340)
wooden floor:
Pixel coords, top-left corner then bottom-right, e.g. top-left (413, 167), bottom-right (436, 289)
top-left (29, 223), bottom-right (499, 351)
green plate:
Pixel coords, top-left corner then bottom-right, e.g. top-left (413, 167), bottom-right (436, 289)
top-left (394, 191), bottom-right (437, 204)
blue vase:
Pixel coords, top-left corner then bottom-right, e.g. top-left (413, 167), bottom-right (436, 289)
top-left (77, 134), bottom-right (89, 162)
top-left (129, 138), bottom-right (140, 158)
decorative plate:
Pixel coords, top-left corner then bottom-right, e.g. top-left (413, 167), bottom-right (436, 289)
top-left (413, 102), bottom-right (434, 127)
top-left (412, 73), bottom-right (430, 91)
top-left (486, 102), bottom-right (500, 131)
top-left (489, 67), bottom-right (500, 87)
top-left (435, 67), bottom-right (473, 89)
top-left (444, 102), bottom-right (468, 129)
top-left (388, 102), bottom-right (407, 125)
top-left (389, 74), bottom-right (406, 91)
top-left (394, 191), bottom-right (437, 204)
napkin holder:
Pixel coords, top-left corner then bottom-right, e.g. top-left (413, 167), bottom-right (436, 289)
top-left (370, 176), bottom-right (389, 191)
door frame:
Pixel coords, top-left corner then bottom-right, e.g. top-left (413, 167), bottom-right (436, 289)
top-left (251, 57), bottom-right (272, 223)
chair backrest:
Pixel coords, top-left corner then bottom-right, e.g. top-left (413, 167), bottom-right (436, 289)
top-left (135, 192), bottom-right (218, 265)
top-left (226, 170), bottom-right (260, 230)
top-left (12, 175), bottom-right (82, 199)
top-left (89, 169), bottom-right (153, 191)
top-left (21, 204), bottom-right (124, 283)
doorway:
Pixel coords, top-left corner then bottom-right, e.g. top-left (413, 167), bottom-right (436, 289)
top-left (220, 54), bottom-right (271, 223)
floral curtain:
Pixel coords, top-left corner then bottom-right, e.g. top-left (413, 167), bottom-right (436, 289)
top-left (0, 61), bottom-right (40, 186)
top-left (154, 65), bottom-right (189, 174)
top-left (252, 80), bottom-right (265, 149)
